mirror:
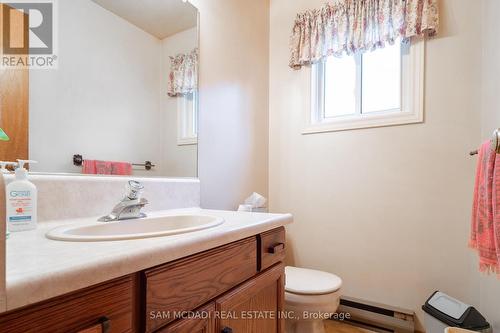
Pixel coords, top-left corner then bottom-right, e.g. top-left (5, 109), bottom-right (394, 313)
top-left (0, 0), bottom-right (199, 177)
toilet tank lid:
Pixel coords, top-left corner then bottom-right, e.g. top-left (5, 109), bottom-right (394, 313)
top-left (285, 266), bottom-right (342, 295)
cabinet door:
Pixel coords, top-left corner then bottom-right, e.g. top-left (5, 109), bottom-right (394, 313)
top-left (156, 303), bottom-right (215, 333)
top-left (216, 264), bottom-right (284, 333)
top-left (0, 4), bottom-right (29, 162)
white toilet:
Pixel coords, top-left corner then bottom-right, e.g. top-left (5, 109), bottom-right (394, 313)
top-left (285, 266), bottom-right (342, 333)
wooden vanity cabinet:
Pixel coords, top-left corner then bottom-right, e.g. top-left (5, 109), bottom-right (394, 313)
top-left (258, 227), bottom-right (286, 271)
top-left (215, 263), bottom-right (285, 333)
top-left (158, 263), bottom-right (285, 333)
top-left (0, 227), bottom-right (286, 333)
top-left (155, 303), bottom-right (216, 333)
top-left (144, 237), bottom-right (258, 332)
top-left (0, 275), bottom-right (137, 333)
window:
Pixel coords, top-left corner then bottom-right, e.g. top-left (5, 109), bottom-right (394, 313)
top-left (305, 40), bottom-right (424, 134)
top-left (177, 91), bottom-right (198, 145)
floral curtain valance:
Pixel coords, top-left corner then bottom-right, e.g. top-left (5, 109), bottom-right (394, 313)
top-left (168, 48), bottom-right (198, 97)
top-left (290, 0), bottom-right (439, 69)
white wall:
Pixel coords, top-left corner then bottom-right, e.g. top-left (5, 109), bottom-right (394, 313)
top-left (160, 27), bottom-right (198, 177)
top-left (269, 0), bottom-right (482, 328)
top-left (478, 0), bottom-right (500, 330)
top-left (480, 0), bottom-right (500, 139)
top-left (191, 0), bottom-right (270, 210)
top-left (30, 0), bottom-right (163, 176)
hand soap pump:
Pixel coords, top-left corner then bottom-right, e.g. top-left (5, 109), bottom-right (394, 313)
top-left (0, 161), bottom-right (17, 174)
top-left (6, 160), bottom-right (38, 232)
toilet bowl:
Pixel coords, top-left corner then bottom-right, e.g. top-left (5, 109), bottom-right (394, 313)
top-left (285, 266), bottom-right (342, 333)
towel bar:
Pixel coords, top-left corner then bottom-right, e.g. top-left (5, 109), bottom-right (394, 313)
top-left (73, 154), bottom-right (155, 170)
top-left (470, 129), bottom-right (500, 156)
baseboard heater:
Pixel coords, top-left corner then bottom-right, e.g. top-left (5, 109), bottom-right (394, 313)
top-left (333, 296), bottom-right (416, 333)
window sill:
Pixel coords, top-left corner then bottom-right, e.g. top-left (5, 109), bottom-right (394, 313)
top-left (302, 110), bottom-right (423, 134)
top-left (177, 137), bottom-right (198, 146)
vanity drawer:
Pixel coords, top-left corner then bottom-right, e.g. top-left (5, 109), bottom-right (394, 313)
top-left (144, 237), bottom-right (257, 332)
top-left (155, 302), bottom-right (215, 333)
top-left (0, 275), bottom-right (135, 333)
top-left (259, 227), bottom-right (286, 271)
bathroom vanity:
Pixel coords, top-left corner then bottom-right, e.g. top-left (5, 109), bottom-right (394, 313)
top-left (0, 0), bottom-right (289, 331)
top-left (0, 208), bottom-right (290, 333)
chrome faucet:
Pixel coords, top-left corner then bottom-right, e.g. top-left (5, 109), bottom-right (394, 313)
top-left (98, 180), bottom-right (148, 222)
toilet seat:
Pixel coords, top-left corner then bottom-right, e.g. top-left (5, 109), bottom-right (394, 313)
top-left (285, 266), bottom-right (342, 295)
top-left (284, 266), bottom-right (343, 333)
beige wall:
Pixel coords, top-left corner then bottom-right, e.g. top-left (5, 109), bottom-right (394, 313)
top-left (192, 0), bottom-right (270, 210)
top-left (269, 0), bottom-right (482, 328)
top-left (481, 0), bottom-right (500, 139)
top-left (479, 0), bottom-right (500, 330)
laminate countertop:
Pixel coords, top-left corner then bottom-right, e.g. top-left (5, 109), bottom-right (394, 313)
top-left (4, 208), bottom-right (292, 312)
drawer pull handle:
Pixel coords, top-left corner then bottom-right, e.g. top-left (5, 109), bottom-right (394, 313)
top-left (268, 243), bottom-right (285, 254)
top-left (100, 317), bottom-right (111, 333)
top-left (78, 317), bottom-right (110, 333)
top-left (222, 327), bottom-right (233, 333)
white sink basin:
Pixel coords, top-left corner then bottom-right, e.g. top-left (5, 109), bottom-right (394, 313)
top-left (46, 214), bottom-right (224, 242)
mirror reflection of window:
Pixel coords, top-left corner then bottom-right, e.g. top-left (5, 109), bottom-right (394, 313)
top-left (177, 91), bottom-right (199, 146)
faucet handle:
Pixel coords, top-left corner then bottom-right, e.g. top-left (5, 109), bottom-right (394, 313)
top-left (125, 180), bottom-right (144, 200)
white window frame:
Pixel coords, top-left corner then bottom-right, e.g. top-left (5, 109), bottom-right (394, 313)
top-left (303, 39), bottom-right (425, 134)
top-left (177, 91), bottom-right (198, 146)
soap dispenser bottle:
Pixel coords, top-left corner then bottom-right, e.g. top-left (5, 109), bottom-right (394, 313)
top-left (6, 160), bottom-right (38, 232)
top-left (0, 161), bottom-right (17, 238)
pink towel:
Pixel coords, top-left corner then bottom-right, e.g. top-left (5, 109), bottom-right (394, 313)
top-left (470, 141), bottom-right (500, 274)
top-left (495, 148), bottom-right (500, 272)
top-left (82, 160), bottom-right (132, 176)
